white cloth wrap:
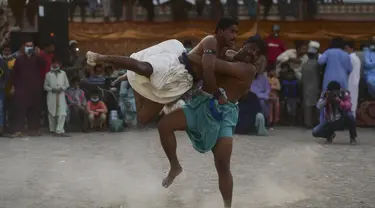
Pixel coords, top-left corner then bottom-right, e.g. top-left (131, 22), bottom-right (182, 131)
top-left (127, 39), bottom-right (194, 104)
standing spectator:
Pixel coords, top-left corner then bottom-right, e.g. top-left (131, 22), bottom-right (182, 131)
top-left (66, 40), bottom-right (85, 78)
top-left (265, 24), bottom-right (286, 67)
top-left (276, 40), bottom-right (308, 80)
top-left (26, 0), bottom-right (38, 28)
top-left (0, 56), bottom-right (10, 134)
top-left (280, 65), bottom-right (299, 125)
top-left (66, 77), bottom-right (88, 132)
top-left (301, 41), bottom-right (321, 128)
top-left (345, 41), bottom-right (361, 118)
top-left (44, 58), bottom-right (70, 137)
top-left (363, 36), bottom-right (375, 98)
top-left (8, 0), bottom-right (25, 30)
top-left (39, 42), bottom-right (56, 126)
top-left (312, 81), bottom-right (357, 145)
top-left (70, 0), bottom-right (87, 22)
top-left (87, 89), bottom-right (108, 130)
top-left (267, 68), bottom-right (280, 127)
top-left (1, 45), bottom-right (15, 131)
top-left (102, 0), bottom-right (111, 22)
top-left (10, 38), bottom-right (45, 137)
top-left (250, 73), bottom-right (270, 121)
top-left (88, 0), bottom-right (98, 18)
top-left (318, 37), bottom-right (352, 90)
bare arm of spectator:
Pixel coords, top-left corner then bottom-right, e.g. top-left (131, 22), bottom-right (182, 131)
top-left (96, 101), bottom-right (108, 113)
top-left (275, 78), bottom-right (281, 90)
top-left (318, 50), bottom-right (329, 65)
top-left (364, 48), bottom-right (375, 68)
top-left (112, 73), bottom-right (127, 85)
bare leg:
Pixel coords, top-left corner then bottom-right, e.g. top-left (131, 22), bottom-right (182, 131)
top-left (212, 138), bottom-right (233, 208)
top-left (157, 108), bottom-right (187, 188)
top-left (134, 91), bottom-right (164, 125)
top-left (86, 52), bottom-right (153, 77)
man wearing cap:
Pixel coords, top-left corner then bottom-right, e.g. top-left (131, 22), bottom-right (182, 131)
top-left (301, 41), bottom-right (321, 128)
top-left (265, 24), bottom-right (286, 67)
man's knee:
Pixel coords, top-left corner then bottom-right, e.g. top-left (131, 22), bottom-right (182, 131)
top-left (88, 113), bottom-right (95, 121)
top-left (99, 113), bottom-right (106, 122)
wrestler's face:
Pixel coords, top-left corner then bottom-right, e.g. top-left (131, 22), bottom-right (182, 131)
top-left (236, 43), bottom-right (260, 63)
top-left (218, 25), bottom-right (238, 48)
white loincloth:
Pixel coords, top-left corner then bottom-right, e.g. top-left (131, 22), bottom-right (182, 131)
top-left (127, 39), bottom-right (194, 104)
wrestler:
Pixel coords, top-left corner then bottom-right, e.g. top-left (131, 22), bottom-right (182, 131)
top-left (86, 17), bottom-right (239, 125)
top-left (157, 38), bottom-right (265, 208)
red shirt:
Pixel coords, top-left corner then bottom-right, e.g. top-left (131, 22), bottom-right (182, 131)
top-left (265, 36), bottom-right (286, 65)
top-left (87, 101), bottom-right (108, 113)
top-left (39, 50), bottom-right (54, 81)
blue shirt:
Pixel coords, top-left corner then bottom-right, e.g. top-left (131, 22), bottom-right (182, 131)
top-left (318, 48), bottom-right (352, 89)
top-left (250, 73), bottom-right (270, 100)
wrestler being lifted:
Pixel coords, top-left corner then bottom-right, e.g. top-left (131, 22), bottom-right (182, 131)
top-left (86, 17), bottom-right (239, 125)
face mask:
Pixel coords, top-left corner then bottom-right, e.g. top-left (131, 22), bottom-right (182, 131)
top-left (51, 67), bottom-right (60, 71)
top-left (91, 97), bottom-right (99, 102)
top-left (2, 55), bottom-right (11, 59)
top-left (370, 45), bottom-right (375, 50)
top-left (25, 47), bottom-right (34, 54)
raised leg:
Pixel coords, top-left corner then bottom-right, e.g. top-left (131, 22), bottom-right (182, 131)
top-left (212, 138), bottom-right (233, 208)
top-left (133, 91), bottom-right (164, 125)
top-left (157, 108), bottom-right (187, 188)
top-left (86, 52), bottom-right (153, 77)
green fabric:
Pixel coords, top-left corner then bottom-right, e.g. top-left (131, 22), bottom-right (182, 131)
top-left (255, 113), bottom-right (268, 136)
top-left (109, 119), bottom-right (124, 132)
top-left (182, 92), bottom-right (239, 153)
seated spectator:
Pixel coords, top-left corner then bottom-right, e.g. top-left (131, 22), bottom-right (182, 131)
top-left (66, 77), bottom-right (88, 132)
top-left (276, 40), bottom-right (308, 80)
top-left (250, 72), bottom-right (270, 121)
top-left (87, 64), bottom-right (105, 85)
top-left (312, 81), bottom-right (357, 145)
top-left (87, 89), bottom-right (108, 130)
top-left (280, 65), bottom-right (299, 125)
top-left (268, 68), bottom-right (280, 127)
top-left (44, 58), bottom-right (70, 137)
top-left (235, 91), bottom-right (267, 136)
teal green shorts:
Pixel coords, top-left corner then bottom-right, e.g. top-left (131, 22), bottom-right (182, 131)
top-left (182, 92), bottom-right (239, 153)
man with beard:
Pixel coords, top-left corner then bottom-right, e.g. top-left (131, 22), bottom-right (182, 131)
top-left (157, 38), bottom-right (262, 208)
top-left (86, 17), bottom-right (239, 125)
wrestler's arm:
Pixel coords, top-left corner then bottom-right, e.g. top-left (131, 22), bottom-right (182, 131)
top-left (200, 36), bottom-right (219, 93)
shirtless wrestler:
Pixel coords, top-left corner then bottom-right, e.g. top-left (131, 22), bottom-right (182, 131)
top-left (156, 38), bottom-right (265, 208)
top-left (86, 17), bottom-right (239, 125)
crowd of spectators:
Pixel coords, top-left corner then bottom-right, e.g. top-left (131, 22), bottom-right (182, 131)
top-left (236, 25), bottom-right (375, 145)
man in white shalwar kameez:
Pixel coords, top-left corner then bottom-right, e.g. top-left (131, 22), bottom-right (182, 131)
top-left (44, 59), bottom-right (71, 137)
top-left (345, 41), bottom-right (361, 118)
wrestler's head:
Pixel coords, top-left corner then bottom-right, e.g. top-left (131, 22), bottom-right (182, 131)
top-left (215, 17), bottom-right (239, 48)
top-left (234, 36), bottom-right (267, 64)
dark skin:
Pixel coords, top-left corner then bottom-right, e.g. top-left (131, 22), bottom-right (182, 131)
top-left (90, 25), bottom-right (238, 124)
top-left (158, 43), bottom-right (259, 208)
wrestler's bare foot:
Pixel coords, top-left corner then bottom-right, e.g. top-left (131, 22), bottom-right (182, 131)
top-left (86, 51), bottom-right (103, 66)
top-left (162, 165), bottom-right (183, 188)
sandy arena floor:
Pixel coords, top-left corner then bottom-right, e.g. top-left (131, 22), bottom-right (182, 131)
top-left (0, 127), bottom-right (374, 208)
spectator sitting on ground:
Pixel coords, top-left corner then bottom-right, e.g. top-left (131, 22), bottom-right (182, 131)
top-left (87, 89), bottom-right (108, 130)
top-left (250, 72), bottom-right (270, 121)
top-left (312, 81), bottom-right (358, 145)
top-left (66, 76), bottom-right (88, 132)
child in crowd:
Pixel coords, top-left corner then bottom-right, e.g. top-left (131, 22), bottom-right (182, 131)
top-left (87, 89), bottom-right (108, 130)
top-left (268, 68), bottom-right (281, 126)
top-left (66, 77), bottom-right (88, 132)
top-left (280, 63), bottom-right (299, 125)
top-left (312, 81), bottom-right (357, 145)
top-left (44, 58), bottom-right (70, 137)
